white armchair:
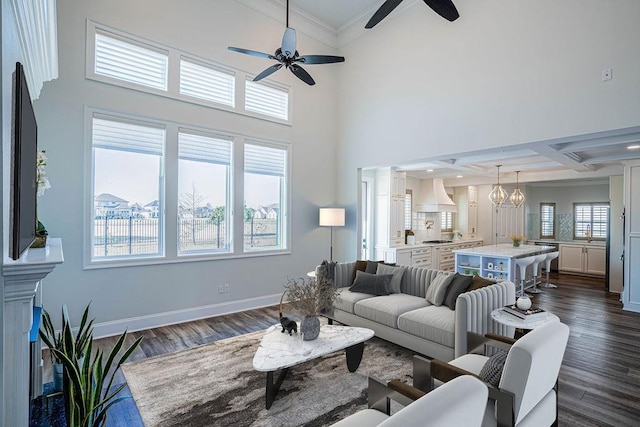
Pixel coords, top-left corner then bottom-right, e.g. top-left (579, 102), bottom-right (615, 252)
top-left (331, 374), bottom-right (488, 427)
top-left (417, 320), bottom-right (570, 427)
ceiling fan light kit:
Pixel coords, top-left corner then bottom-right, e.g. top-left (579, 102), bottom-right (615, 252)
top-left (227, 0), bottom-right (344, 86)
top-left (366, 0), bottom-right (460, 29)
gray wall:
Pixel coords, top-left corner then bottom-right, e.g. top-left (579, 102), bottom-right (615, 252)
top-left (335, 0), bottom-right (640, 259)
top-left (30, 0), bottom-right (340, 332)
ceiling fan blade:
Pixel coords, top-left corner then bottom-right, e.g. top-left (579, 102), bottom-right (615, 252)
top-left (289, 64), bottom-right (315, 86)
top-left (281, 27), bottom-right (297, 59)
top-left (253, 64), bottom-right (284, 82)
top-left (228, 46), bottom-right (275, 60)
top-left (365, 0), bottom-right (404, 29)
top-left (423, 0), bottom-right (459, 22)
top-left (296, 55), bottom-right (345, 65)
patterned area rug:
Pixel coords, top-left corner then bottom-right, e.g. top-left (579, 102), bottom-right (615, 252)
top-left (122, 327), bottom-right (416, 426)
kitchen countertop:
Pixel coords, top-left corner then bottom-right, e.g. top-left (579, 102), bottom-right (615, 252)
top-left (453, 243), bottom-right (558, 258)
top-left (392, 239), bottom-right (484, 249)
top-left (528, 239), bottom-right (606, 247)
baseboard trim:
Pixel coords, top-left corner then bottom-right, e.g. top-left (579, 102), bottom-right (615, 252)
top-left (91, 293), bottom-right (282, 339)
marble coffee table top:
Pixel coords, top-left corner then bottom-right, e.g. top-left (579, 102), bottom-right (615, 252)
top-left (253, 324), bottom-right (374, 372)
top-left (491, 308), bottom-right (560, 330)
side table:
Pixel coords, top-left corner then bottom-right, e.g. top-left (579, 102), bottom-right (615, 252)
top-left (491, 308), bottom-right (560, 331)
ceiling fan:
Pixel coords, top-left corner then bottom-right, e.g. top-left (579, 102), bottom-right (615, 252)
top-left (366, 0), bottom-right (460, 29)
top-left (228, 0), bottom-right (345, 86)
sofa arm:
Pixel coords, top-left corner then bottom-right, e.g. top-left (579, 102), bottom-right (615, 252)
top-left (334, 262), bottom-right (356, 288)
top-left (454, 281), bottom-right (516, 358)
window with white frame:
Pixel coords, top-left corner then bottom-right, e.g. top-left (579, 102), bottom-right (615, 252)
top-left (178, 131), bottom-right (232, 254)
top-left (91, 115), bottom-right (165, 259)
top-left (87, 22), bottom-right (291, 123)
top-left (574, 203), bottom-right (609, 240)
top-left (245, 80), bottom-right (289, 121)
top-left (540, 203), bottom-right (555, 239)
top-left (244, 142), bottom-right (288, 251)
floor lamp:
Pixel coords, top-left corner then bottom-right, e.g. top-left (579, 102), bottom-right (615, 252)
top-left (319, 208), bottom-right (345, 262)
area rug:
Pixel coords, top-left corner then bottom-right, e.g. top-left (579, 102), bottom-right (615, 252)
top-left (122, 327), bottom-right (416, 427)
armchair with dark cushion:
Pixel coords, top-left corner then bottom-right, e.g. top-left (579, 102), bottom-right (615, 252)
top-left (413, 320), bottom-right (570, 427)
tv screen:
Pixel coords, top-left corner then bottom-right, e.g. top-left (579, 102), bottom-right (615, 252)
top-left (11, 62), bottom-right (38, 260)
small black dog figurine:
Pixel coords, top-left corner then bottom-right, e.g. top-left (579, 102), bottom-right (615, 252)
top-left (280, 316), bottom-right (297, 335)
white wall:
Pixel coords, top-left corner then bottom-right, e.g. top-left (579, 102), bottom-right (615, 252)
top-left (524, 183), bottom-right (610, 217)
top-left (335, 0), bottom-right (640, 259)
top-left (31, 0), bottom-right (340, 332)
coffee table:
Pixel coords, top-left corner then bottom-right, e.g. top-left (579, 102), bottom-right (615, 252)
top-left (253, 324), bottom-right (374, 409)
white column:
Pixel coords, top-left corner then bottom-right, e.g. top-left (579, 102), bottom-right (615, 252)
top-left (2, 238), bottom-right (63, 427)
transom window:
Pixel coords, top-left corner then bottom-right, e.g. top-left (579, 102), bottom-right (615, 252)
top-left (87, 21), bottom-right (291, 123)
top-left (574, 203), bottom-right (609, 240)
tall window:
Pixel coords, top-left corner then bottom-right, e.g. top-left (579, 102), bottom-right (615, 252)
top-left (404, 190), bottom-right (412, 230)
top-left (92, 115), bottom-right (165, 259)
top-left (178, 131), bottom-right (232, 254)
top-left (540, 203), bottom-right (556, 239)
top-left (574, 203), bottom-right (609, 240)
top-left (244, 143), bottom-right (288, 251)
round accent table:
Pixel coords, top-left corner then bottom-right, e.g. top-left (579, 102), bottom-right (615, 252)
top-left (491, 308), bottom-right (560, 331)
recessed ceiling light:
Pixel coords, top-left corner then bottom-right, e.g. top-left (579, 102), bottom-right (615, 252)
top-left (427, 169), bottom-right (434, 172)
top-left (456, 175), bottom-right (463, 178)
top-left (628, 144), bottom-right (640, 150)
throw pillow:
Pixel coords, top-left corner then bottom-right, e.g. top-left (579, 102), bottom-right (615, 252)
top-left (425, 271), bottom-right (455, 306)
top-left (365, 260), bottom-right (383, 274)
top-left (376, 264), bottom-right (405, 294)
top-left (479, 349), bottom-right (509, 387)
top-left (349, 271), bottom-right (392, 296)
top-left (468, 275), bottom-right (496, 291)
top-left (350, 260), bottom-right (368, 285)
top-left (443, 273), bottom-right (474, 310)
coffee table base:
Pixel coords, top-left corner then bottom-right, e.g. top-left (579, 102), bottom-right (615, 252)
top-left (263, 342), bottom-right (365, 409)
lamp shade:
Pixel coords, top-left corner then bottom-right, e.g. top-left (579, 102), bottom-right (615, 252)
top-left (319, 208), bottom-right (345, 227)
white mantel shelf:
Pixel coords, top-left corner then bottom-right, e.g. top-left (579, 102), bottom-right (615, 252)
top-left (2, 238), bottom-right (64, 427)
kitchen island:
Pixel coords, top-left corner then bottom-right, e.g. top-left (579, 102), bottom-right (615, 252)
top-left (453, 243), bottom-right (557, 283)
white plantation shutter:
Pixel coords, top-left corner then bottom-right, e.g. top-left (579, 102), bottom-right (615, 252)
top-left (245, 80), bottom-right (289, 120)
top-left (574, 203), bottom-right (609, 239)
top-left (93, 116), bottom-right (165, 155)
top-left (541, 203), bottom-right (555, 238)
top-left (180, 59), bottom-right (235, 106)
top-left (245, 143), bottom-right (286, 176)
top-left (404, 192), bottom-right (412, 230)
top-left (95, 31), bottom-right (168, 90)
top-left (592, 205), bottom-right (609, 238)
top-left (178, 131), bottom-right (231, 165)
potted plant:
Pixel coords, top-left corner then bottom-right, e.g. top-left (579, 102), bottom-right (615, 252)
top-left (283, 274), bottom-right (338, 340)
top-left (39, 304), bottom-right (94, 391)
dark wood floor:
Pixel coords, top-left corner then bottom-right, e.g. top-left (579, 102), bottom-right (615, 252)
top-left (38, 272), bottom-right (640, 426)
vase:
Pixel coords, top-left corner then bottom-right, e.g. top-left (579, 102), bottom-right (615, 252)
top-left (512, 240), bottom-right (520, 247)
top-left (300, 315), bottom-right (320, 341)
top-left (52, 363), bottom-right (64, 392)
top-left (516, 295), bottom-right (532, 310)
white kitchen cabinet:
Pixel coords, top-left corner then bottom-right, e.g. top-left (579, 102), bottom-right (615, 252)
top-left (559, 243), bottom-right (606, 276)
top-left (375, 168), bottom-right (407, 249)
top-left (382, 246), bottom-right (432, 267)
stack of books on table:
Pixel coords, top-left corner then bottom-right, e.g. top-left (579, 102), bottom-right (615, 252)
top-left (502, 305), bottom-right (548, 322)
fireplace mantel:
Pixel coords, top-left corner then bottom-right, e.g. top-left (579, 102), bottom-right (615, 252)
top-left (2, 238), bottom-right (64, 427)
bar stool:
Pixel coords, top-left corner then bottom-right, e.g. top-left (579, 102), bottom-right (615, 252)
top-left (514, 255), bottom-right (536, 297)
top-left (528, 254), bottom-right (547, 294)
top-left (540, 251), bottom-right (560, 288)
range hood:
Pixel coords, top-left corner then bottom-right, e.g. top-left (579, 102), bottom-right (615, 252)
top-left (416, 178), bottom-right (457, 212)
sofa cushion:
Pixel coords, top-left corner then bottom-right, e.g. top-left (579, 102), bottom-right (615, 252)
top-left (443, 273), bottom-right (474, 310)
top-left (425, 271), bottom-right (455, 306)
top-left (334, 288), bottom-right (376, 314)
top-left (468, 275), bottom-right (496, 291)
top-left (354, 294), bottom-right (429, 328)
top-left (349, 271), bottom-right (392, 296)
top-left (397, 305), bottom-right (456, 347)
top-left (350, 260), bottom-right (368, 285)
top-left (376, 264), bottom-right (406, 294)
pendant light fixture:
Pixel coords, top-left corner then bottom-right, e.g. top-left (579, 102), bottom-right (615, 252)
top-left (510, 170), bottom-right (526, 208)
top-left (488, 165), bottom-right (508, 207)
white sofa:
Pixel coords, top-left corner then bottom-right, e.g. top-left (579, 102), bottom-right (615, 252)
top-left (330, 261), bottom-right (516, 361)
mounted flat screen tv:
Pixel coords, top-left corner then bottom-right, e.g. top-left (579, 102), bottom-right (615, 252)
top-left (10, 62), bottom-right (38, 260)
